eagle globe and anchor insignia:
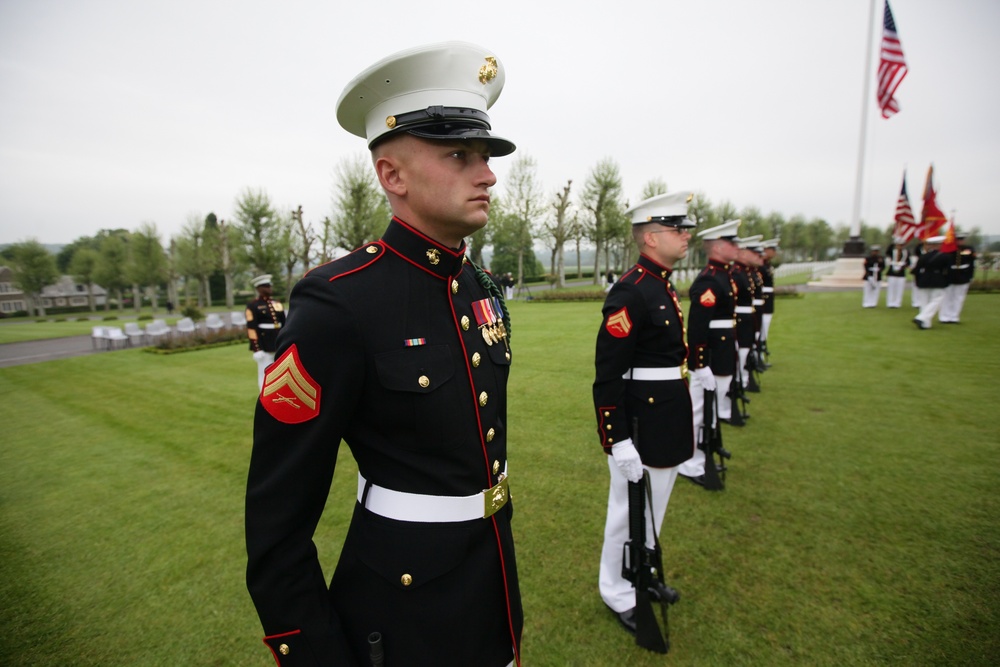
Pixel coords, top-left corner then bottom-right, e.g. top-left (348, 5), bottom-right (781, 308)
top-left (261, 344), bottom-right (322, 424)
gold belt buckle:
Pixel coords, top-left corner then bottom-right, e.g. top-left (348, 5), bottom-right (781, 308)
top-left (680, 360), bottom-right (689, 382)
top-left (483, 474), bottom-right (510, 518)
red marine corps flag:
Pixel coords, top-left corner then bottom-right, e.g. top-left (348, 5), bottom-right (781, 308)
top-left (877, 0), bottom-right (908, 118)
top-left (919, 165), bottom-right (948, 240)
top-left (892, 172), bottom-right (918, 242)
top-left (940, 217), bottom-right (958, 254)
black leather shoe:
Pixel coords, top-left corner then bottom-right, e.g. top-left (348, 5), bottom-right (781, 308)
top-left (680, 473), bottom-right (706, 487)
top-left (613, 607), bottom-right (637, 635)
top-left (912, 317), bottom-right (929, 330)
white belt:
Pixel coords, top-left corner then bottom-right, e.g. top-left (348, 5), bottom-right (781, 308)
top-left (752, 299), bottom-right (764, 306)
top-left (955, 264), bottom-right (970, 269)
top-left (357, 472), bottom-right (509, 523)
top-left (258, 323), bottom-right (278, 330)
top-left (709, 319), bottom-right (735, 329)
top-left (762, 286), bottom-right (774, 293)
top-left (734, 306), bottom-right (754, 314)
top-left (623, 366), bottom-right (685, 381)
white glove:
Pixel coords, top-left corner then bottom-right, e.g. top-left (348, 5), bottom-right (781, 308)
top-left (611, 440), bottom-right (643, 483)
top-left (692, 367), bottom-right (716, 391)
top-left (252, 350), bottom-right (266, 362)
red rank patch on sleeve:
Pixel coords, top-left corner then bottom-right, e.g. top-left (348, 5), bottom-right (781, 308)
top-left (261, 344), bottom-right (321, 424)
top-left (700, 289), bottom-right (717, 306)
top-left (605, 307), bottom-right (632, 338)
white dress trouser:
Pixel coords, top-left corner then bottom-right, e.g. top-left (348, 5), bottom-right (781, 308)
top-left (886, 277), bottom-right (906, 308)
top-left (255, 352), bottom-right (275, 391)
top-left (738, 347), bottom-right (750, 388)
top-left (911, 285), bottom-right (924, 308)
top-left (862, 280), bottom-right (881, 307)
top-left (760, 314), bottom-right (773, 345)
top-left (915, 289), bottom-right (945, 327)
top-left (599, 459), bottom-right (678, 612)
top-left (940, 283), bottom-right (969, 322)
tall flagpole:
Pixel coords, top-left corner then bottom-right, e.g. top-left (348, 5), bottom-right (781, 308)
top-left (845, 0), bottom-right (877, 257)
top-left (808, 0), bottom-right (876, 286)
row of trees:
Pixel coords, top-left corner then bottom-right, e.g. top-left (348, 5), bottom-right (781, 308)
top-left (5, 153), bottom-right (988, 316)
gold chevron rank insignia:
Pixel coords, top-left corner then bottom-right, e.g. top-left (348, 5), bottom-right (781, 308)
top-left (606, 307), bottom-right (632, 338)
top-left (700, 289), bottom-right (717, 306)
top-left (261, 344), bottom-right (321, 424)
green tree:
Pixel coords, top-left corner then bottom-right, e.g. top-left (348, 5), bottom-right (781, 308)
top-left (330, 154), bottom-right (389, 253)
top-left (128, 223), bottom-right (168, 312)
top-left (234, 187), bottom-right (284, 284)
top-left (805, 217), bottom-right (835, 260)
top-left (94, 234), bottom-right (129, 312)
top-left (8, 239), bottom-right (58, 316)
top-left (541, 179), bottom-right (574, 287)
top-left (502, 154), bottom-right (544, 289)
top-left (639, 178), bottom-right (667, 202)
top-left (68, 247), bottom-right (100, 311)
top-left (174, 213), bottom-right (217, 308)
top-left (580, 158), bottom-right (624, 284)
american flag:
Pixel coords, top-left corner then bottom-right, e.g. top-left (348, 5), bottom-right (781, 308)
top-left (877, 1), bottom-right (908, 119)
top-left (892, 173), bottom-right (918, 242)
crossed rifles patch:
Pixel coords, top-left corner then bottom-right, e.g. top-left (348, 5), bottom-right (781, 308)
top-left (261, 344), bottom-right (321, 424)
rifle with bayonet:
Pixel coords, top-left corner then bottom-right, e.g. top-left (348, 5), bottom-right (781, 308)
top-left (622, 418), bottom-right (680, 653)
top-left (699, 389), bottom-right (730, 491)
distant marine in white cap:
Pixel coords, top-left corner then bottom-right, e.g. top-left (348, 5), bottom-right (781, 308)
top-left (626, 190), bottom-right (697, 227)
top-left (698, 218), bottom-right (741, 241)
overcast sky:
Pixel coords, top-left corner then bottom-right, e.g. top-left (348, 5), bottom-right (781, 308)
top-left (1, 0), bottom-right (998, 247)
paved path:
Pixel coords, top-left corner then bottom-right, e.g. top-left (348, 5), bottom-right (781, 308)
top-left (0, 334), bottom-right (110, 369)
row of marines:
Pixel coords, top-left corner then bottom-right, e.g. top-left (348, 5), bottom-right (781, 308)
top-left (592, 192), bottom-right (778, 635)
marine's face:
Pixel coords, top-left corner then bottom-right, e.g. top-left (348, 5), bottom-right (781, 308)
top-left (645, 225), bottom-right (691, 267)
top-left (392, 135), bottom-right (497, 246)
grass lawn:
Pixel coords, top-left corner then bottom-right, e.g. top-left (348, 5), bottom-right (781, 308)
top-left (1, 291), bottom-right (998, 665)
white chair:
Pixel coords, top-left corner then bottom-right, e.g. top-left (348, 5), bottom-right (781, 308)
top-left (205, 313), bottom-right (226, 331)
top-left (229, 310), bottom-right (246, 329)
top-left (105, 326), bottom-right (129, 349)
top-left (175, 317), bottom-right (196, 338)
top-left (145, 319), bottom-right (171, 343)
top-left (124, 321), bottom-right (146, 346)
top-left (91, 326), bottom-right (110, 350)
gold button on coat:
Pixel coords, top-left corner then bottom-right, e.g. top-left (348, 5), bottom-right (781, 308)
top-left (451, 280), bottom-right (459, 294)
top-left (279, 644), bottom-right (290, 655)
top-left (472, 352), bottom-right (481, 367)
top-left (401, 574), bottom-right (413, 586)
top-left (418, 375), bottom-right (430, 388)
top-left (493, 460), bottom-right (500, 474)
top-left (479, 391), bottom-right (488, 407)
top-left (461, 316), bottom-right (470, 330)
top-left (486, 428), bottom-right (495, 442)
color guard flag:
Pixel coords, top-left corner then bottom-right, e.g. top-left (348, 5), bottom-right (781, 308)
top-left (877, 0), bottom-right (908, 119)
top-left (892, 172), bottom-right (918, 242)
top-left (919, 165), bottom-right (948, 240)
top-left (940, 218), bottom-right (958, 254)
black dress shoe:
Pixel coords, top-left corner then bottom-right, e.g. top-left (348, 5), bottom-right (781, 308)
top-left (679, 473), bottom-right (706, 487)
top-left (612, 606), bottom-right (637, 635)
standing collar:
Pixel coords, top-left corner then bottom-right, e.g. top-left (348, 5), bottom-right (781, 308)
top-left (635, 253), bottom-right (673, 281)
top-left (381, 217), bottom-right (467, 279)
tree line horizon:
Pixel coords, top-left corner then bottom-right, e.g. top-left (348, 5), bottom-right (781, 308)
top-left (1, 153), bottom-right (989, 317)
